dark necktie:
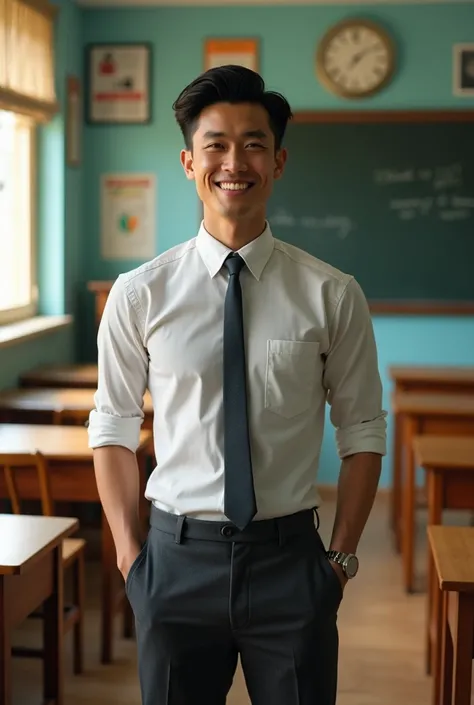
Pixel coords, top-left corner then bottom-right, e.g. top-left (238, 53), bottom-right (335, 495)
top-left (223, 253), bottom-right (257, 530)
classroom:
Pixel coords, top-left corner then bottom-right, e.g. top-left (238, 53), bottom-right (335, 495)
top-left (1, 0), bottom-right (474, 703)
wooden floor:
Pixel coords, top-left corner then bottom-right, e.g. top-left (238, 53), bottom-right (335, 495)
top-left (11, 492), bottom-right (474, 704)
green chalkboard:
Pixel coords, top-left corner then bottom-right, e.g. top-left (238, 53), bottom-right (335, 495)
top-left (267, 121), bottom-right (474, 306)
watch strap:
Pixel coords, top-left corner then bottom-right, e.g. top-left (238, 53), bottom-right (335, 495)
top-left (327, 550), bottom-right (348, 563)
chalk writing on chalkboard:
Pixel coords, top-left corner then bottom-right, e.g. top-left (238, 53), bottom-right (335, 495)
top-left (269, 208), bottom-right (354, 240)
top-left (389, 193), bottom-right (474, 221)
top-left (374, 163), bottom-right (463, 191)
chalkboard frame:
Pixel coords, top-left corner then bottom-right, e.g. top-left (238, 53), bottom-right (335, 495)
top-left (284, 109), bottom-right (474, 315)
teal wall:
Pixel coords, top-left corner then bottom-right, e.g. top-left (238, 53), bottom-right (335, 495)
top-left (0, 0), bottom-right (83, 391)
top-left (0, 330), bottom-right (75, 390)
top-left (80, 3), bottom-right (474, 487)
top-left (39, 0), bottom-right (83, 322)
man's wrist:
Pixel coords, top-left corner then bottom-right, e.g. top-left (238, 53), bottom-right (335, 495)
top-left (117, 537), bottom-right (142, 574)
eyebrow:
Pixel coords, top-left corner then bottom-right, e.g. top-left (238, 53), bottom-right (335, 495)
top-left (202, 129), bottom-right (268, 140)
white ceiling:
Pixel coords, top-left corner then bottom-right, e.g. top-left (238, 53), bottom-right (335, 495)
top-left (76, 0), bottom-right (474, 7)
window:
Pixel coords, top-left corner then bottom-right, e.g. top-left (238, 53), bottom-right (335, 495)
top-left (0, 109), bottom-right (36, 324)
top-left (0, 0), bottom-right (58, 326)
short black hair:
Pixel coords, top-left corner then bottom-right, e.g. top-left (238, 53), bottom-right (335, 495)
top-left (172, 64), bottom-right (293, 151)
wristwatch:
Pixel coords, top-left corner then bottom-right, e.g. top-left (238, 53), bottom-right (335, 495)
top-left (327, 550), bottom-right (359, 579)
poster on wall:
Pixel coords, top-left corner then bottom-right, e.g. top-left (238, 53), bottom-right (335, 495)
top-left (204, 39), bottom-right (259, 72)
top-left (101, 173), bottom-right (156, 260)
top-left (86, 43), bottom-right (151, 123)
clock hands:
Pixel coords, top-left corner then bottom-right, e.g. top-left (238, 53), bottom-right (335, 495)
top-left (348, 44), bottom-right (382, 69)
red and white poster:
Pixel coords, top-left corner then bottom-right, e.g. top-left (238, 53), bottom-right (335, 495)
top-left (88, 44), bottom-right (150, 123)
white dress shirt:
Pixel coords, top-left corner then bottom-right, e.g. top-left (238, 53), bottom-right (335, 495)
top-left (88, 222), bottom-right (387, 520)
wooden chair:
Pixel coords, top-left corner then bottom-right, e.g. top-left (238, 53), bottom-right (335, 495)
top-left (52, 409), bottom-right (101, 531)
top-left (1, 451), bottom-right (85, 674)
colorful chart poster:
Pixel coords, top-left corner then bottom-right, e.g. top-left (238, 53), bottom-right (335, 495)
top-left (101, 173), bottom-right (156, 259)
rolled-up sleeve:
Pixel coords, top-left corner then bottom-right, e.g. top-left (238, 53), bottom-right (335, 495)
top-left (323, 277), bottom-right (387, 458)
top-left (88, 274), bottom-right (149, 452)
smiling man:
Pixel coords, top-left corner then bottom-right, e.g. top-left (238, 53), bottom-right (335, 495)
top-left (182, 100), bottom-right (285, 246)
top-left (88, 65), bottom-right (387, 705)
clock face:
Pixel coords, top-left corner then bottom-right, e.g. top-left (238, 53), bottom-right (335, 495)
top-left (317, 20), bottom-right (395, 98)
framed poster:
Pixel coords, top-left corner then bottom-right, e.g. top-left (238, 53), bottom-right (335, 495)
top-left (453, 44), bottom-right (474, 96)
top-left (101, 173), bottom-right (156, 260)
top-left (204, 38), bottom-right (259, 72)
top-left (66, 75), bottom-right (81, 166)
top-left (86, 43), bottom-right (151, 123)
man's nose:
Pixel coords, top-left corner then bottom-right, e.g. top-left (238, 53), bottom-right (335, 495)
top-left (222, 147), bottom-right (248, 173)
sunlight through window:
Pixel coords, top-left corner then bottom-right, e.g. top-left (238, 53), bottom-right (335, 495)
top-left (0, 110), bottom-right (36, 323)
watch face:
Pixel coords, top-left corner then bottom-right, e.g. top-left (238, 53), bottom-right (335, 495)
top-left (345, 554), bottom-right (359, 578)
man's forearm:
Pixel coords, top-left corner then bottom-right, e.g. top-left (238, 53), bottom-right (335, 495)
top-left (329, 452), bottom-right (382, 554)
top-left (93, 445), bottom-right (142, 572)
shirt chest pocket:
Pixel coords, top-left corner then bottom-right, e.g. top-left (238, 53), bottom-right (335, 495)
top-left (264, 340), bottom-right (322, 419)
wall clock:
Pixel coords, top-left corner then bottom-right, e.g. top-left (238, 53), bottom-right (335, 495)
top-left (316, 18), bottom-right (396, 99)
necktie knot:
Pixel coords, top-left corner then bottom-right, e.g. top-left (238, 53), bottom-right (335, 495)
top-left (224, 253), bottom-right (246, 277)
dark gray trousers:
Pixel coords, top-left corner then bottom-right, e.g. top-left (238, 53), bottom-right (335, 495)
top-left (125, 505), bottom-right (342, 705)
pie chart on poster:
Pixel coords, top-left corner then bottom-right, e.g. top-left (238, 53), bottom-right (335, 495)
top-left (119, 214), bottom-right (139, 234)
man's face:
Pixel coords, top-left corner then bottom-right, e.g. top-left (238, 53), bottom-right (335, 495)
top-left (180, 102), bottom-right (287, 223)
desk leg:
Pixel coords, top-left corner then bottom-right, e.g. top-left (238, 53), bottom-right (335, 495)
top-left (439, 591), bottom-right (453, 705)
top-left (101, 509), bottom-right (115, 664)
top-left (402, 415), bottom-right (417, 593)
top-left (43, 545), bottom-right (64, 705)
top-left (431, 572), bottom-right (443, 705)
top-left (0, 578), bottom-right (11, 705)
top-left (391, 408), bottom-right (402, 552)
top-left (426, 470), bottom-right (443, 676)
top-left (451, 593), bottom-right (473, 705)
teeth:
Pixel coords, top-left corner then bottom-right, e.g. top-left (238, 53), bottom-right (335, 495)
top-left (219, 182), bottom-right (250, 191)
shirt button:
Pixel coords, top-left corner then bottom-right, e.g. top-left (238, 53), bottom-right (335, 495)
top-left (221, 524), bottom-right (234, 537)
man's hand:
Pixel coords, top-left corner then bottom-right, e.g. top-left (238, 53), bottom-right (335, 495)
top-left (328, 559), bottom-right (348, 591)
top-left (117, 540), bottom-right (142, 582)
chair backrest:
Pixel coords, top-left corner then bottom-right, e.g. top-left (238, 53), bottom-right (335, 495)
top-left (0, 451), bottom-right (53, 516)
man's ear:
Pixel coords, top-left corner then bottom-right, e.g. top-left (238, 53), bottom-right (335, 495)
top-left (180, 149), bottom-right (195, 181)
top-left (274, 147), bottom-right (287, 180)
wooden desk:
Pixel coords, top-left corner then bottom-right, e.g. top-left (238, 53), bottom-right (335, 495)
top-left (0, 514), bottom-right (78, 705)
top-left (0, 424), bottom-right (153, 664)
top-left (389, 366), bottom-right (474, 394)
top-left (87, 281), bottom-right (113, 328)
top-left (427, 525), bottom-right (474, 705)
top-left (20, 364), bottom-right (98, 390)
top-left (413, 435), bottom-right (474, 685)
top-left (392, 392), bottom-right (474, 593)
top-left (388, 366), bottom-right (474, 544)
top-left (0, 387), bottom-right (154, 430)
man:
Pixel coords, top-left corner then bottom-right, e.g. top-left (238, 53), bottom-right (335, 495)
top-left (88, 64), bottom-right (387, 705)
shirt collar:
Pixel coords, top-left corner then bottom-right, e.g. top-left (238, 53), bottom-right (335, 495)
top-left (196, 221), bottom-right (274, 281)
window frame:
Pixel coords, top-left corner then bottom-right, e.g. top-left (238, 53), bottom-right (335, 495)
top-left (0, 116), bottom-right (38, 326)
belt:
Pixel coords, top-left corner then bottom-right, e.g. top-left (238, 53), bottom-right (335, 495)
top-left (149, 504), bottom-right (318, 544)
